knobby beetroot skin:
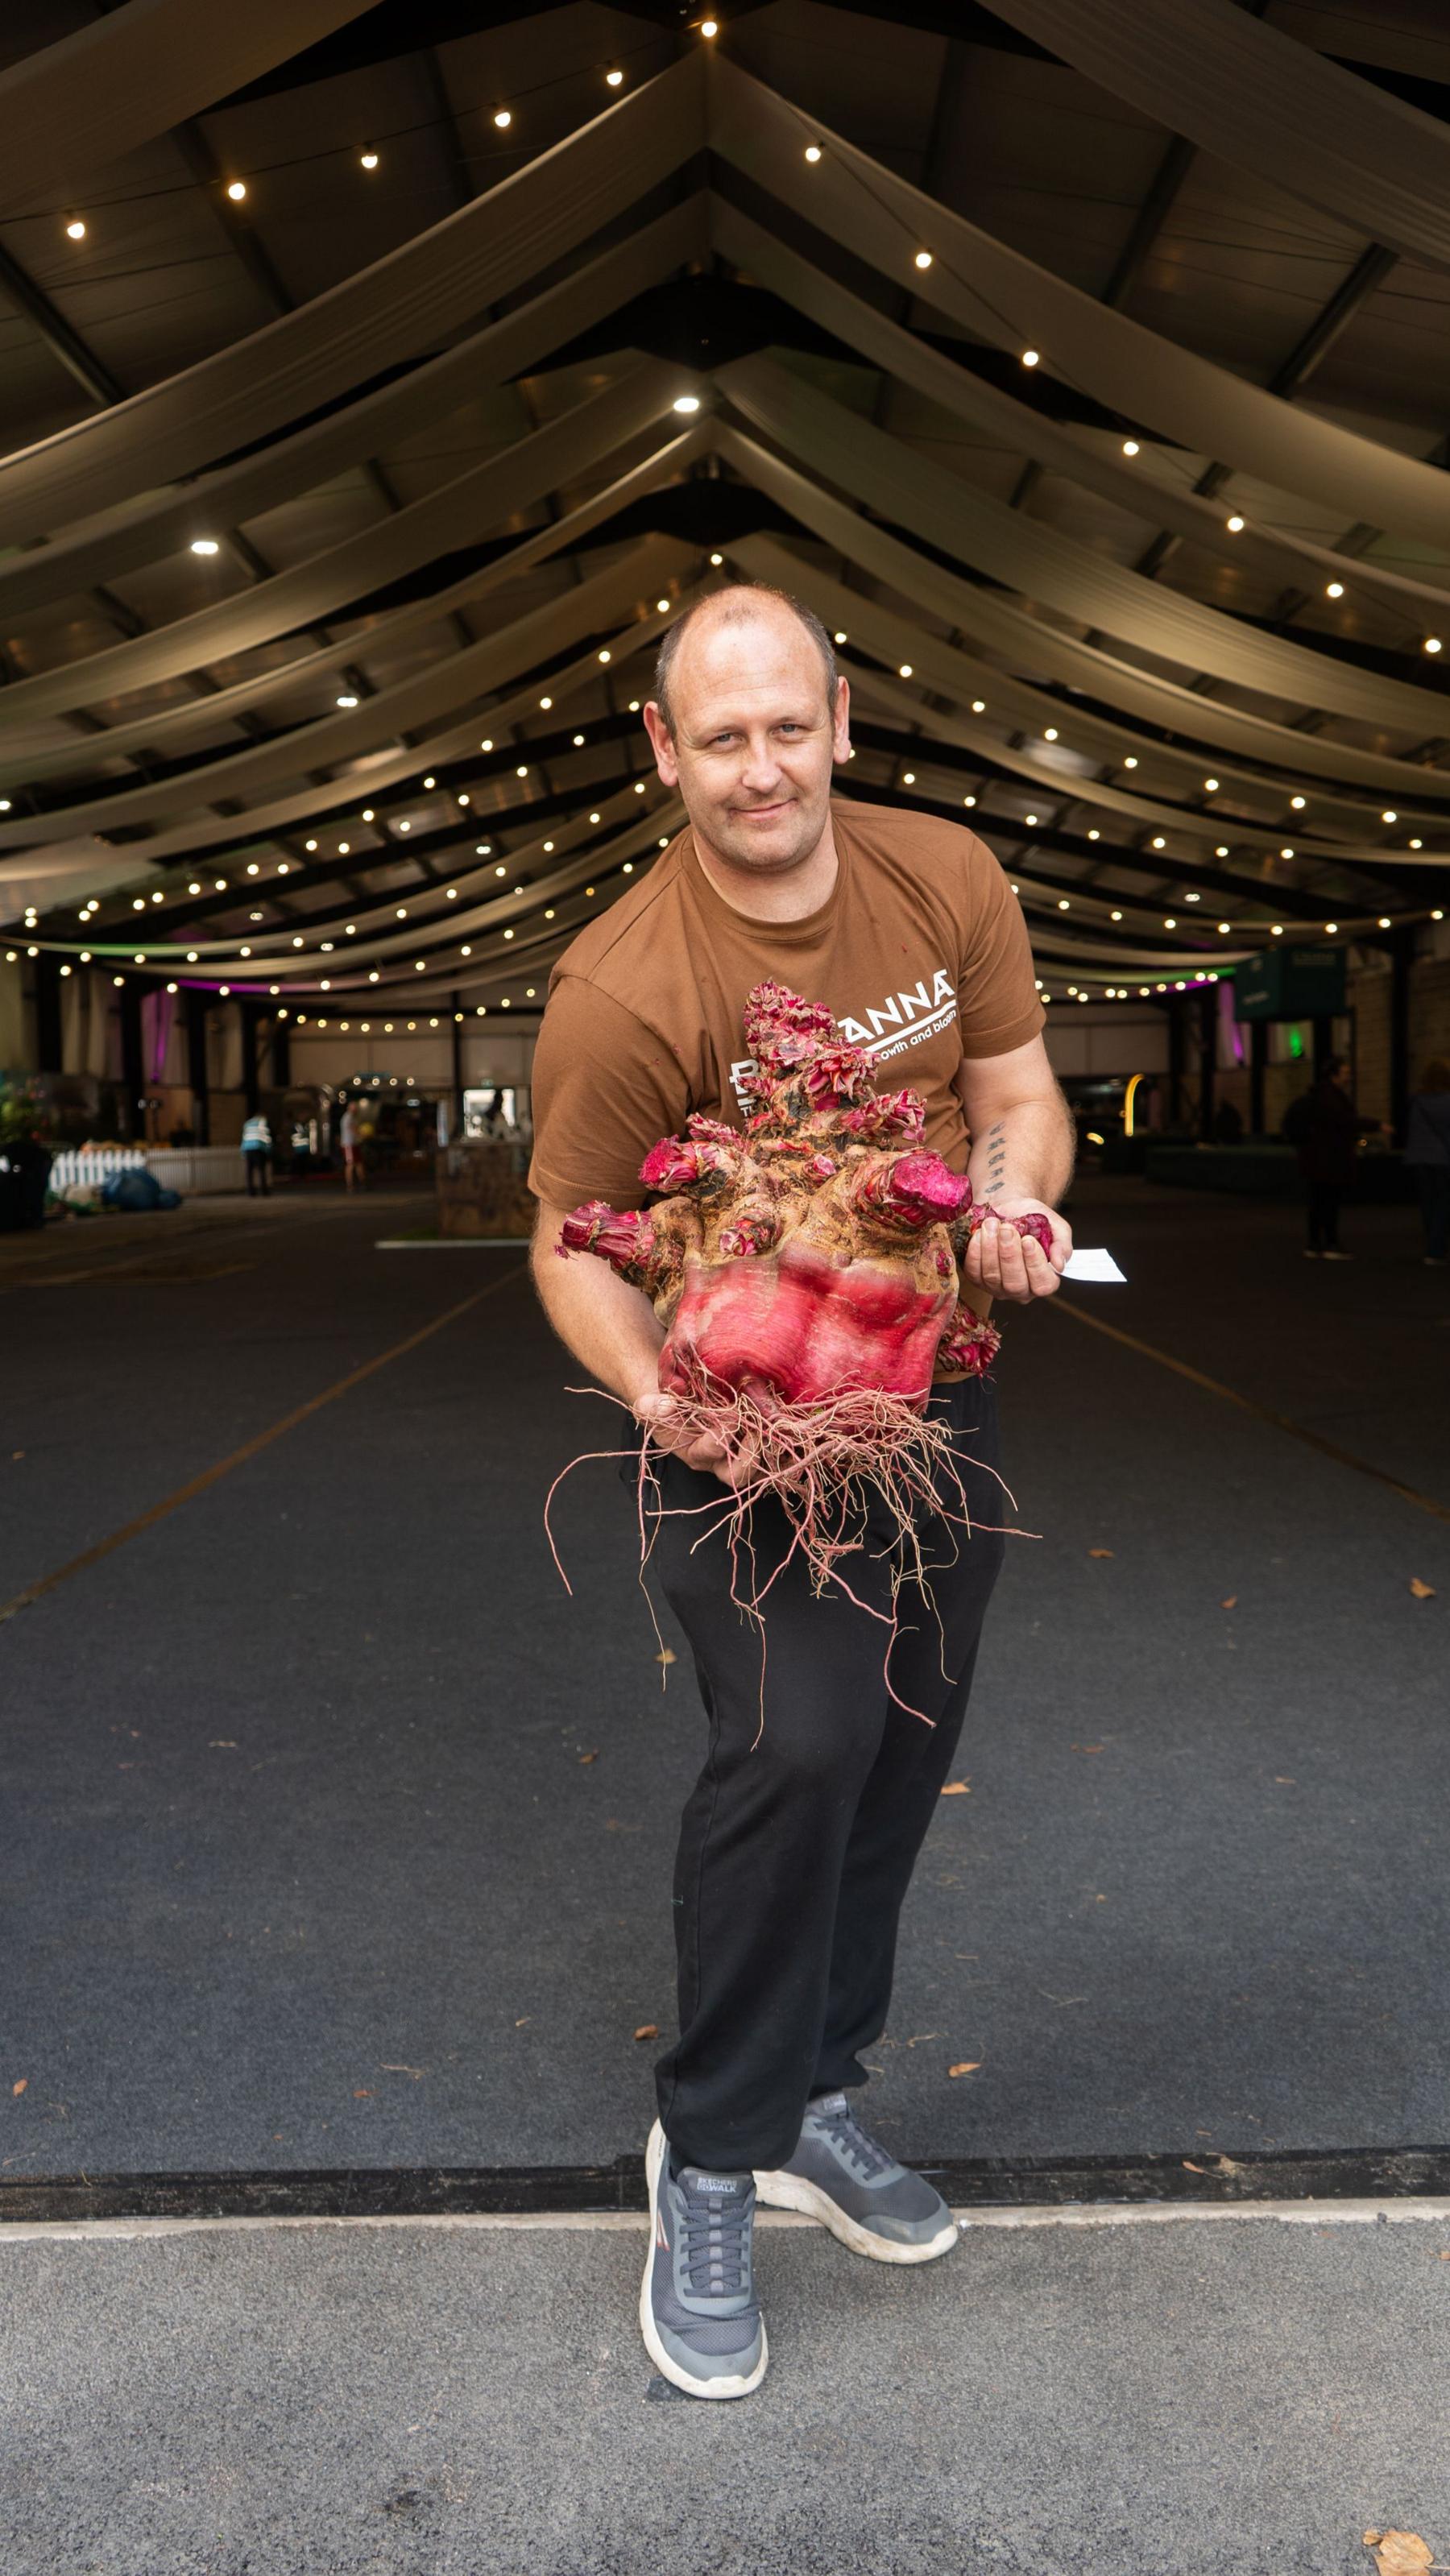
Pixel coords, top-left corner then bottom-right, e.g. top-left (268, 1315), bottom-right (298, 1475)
top-left (561, 976), bottom-right (1050, 1410)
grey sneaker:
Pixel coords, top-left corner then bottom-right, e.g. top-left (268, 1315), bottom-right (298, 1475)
top-left (640, 2118), bottom-right (768, 2399)
top-left (754, 2089), bottom-right (958, 2263)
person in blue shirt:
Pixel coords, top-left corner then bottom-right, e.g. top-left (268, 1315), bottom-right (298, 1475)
top-left (241, 1111), bottom-right (272, 1197)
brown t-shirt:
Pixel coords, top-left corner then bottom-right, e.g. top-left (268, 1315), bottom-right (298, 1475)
top-left (528, 797), bottom-right (1045, 1356)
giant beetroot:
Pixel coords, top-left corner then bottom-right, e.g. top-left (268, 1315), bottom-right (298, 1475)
top-left (557, 979), bottom-right (1047, 1609)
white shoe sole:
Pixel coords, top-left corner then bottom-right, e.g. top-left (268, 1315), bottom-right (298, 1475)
top-left (752, 2165), bottom-right (959, 2263)
top-left (640, 2120), bottom-right (768, 2400)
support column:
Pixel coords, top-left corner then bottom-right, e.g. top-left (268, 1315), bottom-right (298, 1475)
top-left (1197, 984), bottom-right (1216, 1141)
top-left (450, 990), bottom-right (464, 1137)
top-left (239, 1001), bottom-right (260, 1116)
top-left (1390, 925), bottom-right (1414, 1145)
top-left (1167, 999), bottom-right (1186, 1129)
top-left (1249, 1019), bottom-right (1266, 1137)
top-left (118, 980), bottom-right (144, 1137)
top-left (33, 950), bottom-right (62, 1072)
top-left (185, 990), bottom-right (210, 1144)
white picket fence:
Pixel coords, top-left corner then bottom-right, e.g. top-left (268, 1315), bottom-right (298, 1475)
top-left (48, 1145), bottom-right (246, 1195)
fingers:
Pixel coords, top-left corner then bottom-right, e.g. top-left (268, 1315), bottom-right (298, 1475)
top-left (962, 1215), bottom-right (1062, 1302)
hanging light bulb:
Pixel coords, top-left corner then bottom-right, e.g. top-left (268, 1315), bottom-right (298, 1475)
top-left (493, 107), bottom-right (512, 130)
top-left (65, 216), bottom-right (86, 240)
top-left (805, 143), bottom-right (822, 164)
top-left (605, 66), bottom-right (624, 88)
top-left (1225, 514), bottom-right (1245, 533)
top-left (1021, 348), bottom-right (1040, 368)
top-left (1121, 437), bottom-right (1139, 457)
top-left (359, 150), bottom-right (379, 171)
top-left (226, 180), bottom-right (246, 202)
top-left (1325, 580), bottom-right (1344, 599)
top-left (914, 250), bottom-right (932, 271)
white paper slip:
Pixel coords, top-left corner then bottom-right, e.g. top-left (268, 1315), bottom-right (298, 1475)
top-left (1063, 1248), bottom-right (1126, 1284)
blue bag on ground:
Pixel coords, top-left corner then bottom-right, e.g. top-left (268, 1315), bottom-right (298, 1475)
top-left (101, 1168), bottom-right (182, 1212)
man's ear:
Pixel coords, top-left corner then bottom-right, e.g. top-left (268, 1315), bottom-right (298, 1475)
top-left (831, 673), bottom-right (851, 764)
top-left (643, 700), bottom-right (679, 785)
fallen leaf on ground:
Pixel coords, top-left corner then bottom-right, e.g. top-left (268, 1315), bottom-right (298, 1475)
top-left (11, 2080), bottom-right (26, 2096)
top-left (379, 2064), bottom-right (424, 2079)
top-left (940, 1779), bottom-right (970, 1795)
top-left (515, 2017), bottom-right (529, 2027)
top-left (578, 1750), bottom-right (599, 1764)
top-left (1182, 2160), bottom-right (1207, 2173)
top-left (1274, 1776), bottom-right (1295, 1784)
top-left (904, 2033), bottom-right (941, 2047)
top-left (1088, 1548), bottom-right (1114, 1559)
top-left (1075, 1743), bottom-right (1104, 1754)
top-left (1220, 1596), bottom-right (1237, 1609)
top-left (353, 2089), bottom-right (372, 2099)
top-left (656, 1646), bottom-right (677, 1666)
top-left (1409, 1578), bottom-right (1436, 1601)
top-left (1363, 2534), bottom-right (1434, 2574)
top-left (947, 2061), bottom-right (982, 2077)
top-left (633, 2024), bottom-right (658, 2042)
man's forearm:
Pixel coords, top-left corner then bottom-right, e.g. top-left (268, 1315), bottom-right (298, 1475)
top-left (966, 1095), bottom-right (1075, 1209)
top-left (528, 1206), bottom-right (665, 1409)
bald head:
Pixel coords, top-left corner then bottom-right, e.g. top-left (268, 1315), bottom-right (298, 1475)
top-left (652, 583), bottom-right (839, 739)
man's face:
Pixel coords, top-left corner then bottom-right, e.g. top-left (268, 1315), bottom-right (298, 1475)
top-left (643, 609), bottom-right (851, 876)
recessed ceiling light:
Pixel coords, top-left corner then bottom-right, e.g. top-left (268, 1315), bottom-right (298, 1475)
top-left (1122, 438), bottom-right (1139, 457)
top-left (672, 395), bottom-right (700, 415)
top-left (914, 250), bottom-right (932, 271)
top-left (805, 144), bottom-right (822, 163)
top-left (1326, 580), bottom-right (1344, 599)
top-left (336, 693), bottom-right (358, 709)
top-left (1021, 348), bottom-right (1040, 368)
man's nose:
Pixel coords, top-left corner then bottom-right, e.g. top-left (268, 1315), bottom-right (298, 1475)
top-left (738, 736), bottom-right (783, 789)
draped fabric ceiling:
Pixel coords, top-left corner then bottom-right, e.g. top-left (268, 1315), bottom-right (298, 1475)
top-left (3, 14), bottom-right (1448, 1017)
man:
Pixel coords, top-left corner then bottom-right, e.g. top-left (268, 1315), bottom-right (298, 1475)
top-left (240, 1108), bottom-right (271, 1197)
top-left (528, 582), bottom-right (1073, 2400)
top-left (1288, 1054), bottom-right (1390, 1258)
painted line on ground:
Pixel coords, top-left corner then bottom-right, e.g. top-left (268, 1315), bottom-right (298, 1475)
top-left (0, 1262), bottom-right (528, 1625)
top-left (1052, 1297), bottom-right (1450, 1526)
top-left (2, 2197), bottom-right (1448, 2247)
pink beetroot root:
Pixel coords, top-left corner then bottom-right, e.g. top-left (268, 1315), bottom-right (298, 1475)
top-left (555, 979), bottom-right (1042, 1620)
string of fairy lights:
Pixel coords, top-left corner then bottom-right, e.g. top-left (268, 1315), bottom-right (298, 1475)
top-left (5, 13), bottom-right (1449, 1035)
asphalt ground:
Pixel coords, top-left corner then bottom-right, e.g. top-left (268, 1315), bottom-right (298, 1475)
top-left (2, 1174), bottom-right (1446, 2182)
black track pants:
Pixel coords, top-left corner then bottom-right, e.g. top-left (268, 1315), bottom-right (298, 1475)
top-left (629, 1376), bottom-right (1008, 2172)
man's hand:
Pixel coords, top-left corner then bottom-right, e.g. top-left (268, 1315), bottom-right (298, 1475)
top-left (632, 1388), bottom-right (761, 1489)
top-left (959, 1196), bottom-right (1073, 1304)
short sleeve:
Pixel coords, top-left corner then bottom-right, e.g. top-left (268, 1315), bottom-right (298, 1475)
top-left (527, 974), bottom-right (692, 1212)
top-left (955, 831), bottom-right (1046, 1058)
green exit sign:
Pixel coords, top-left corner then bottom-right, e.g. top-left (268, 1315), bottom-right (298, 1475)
top-left (1232, 946), bottom-right (1346, 1021)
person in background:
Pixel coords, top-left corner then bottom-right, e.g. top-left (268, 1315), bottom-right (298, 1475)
top-left (1403, 1056), bottom-right (1450, 1265)
top-left (1292, 1054), bottom-right (1390, 1259)
top-left (339, 1097), bottom-right (363, 1191)
top-left (240, 1108), bottom-right (272, 1198)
